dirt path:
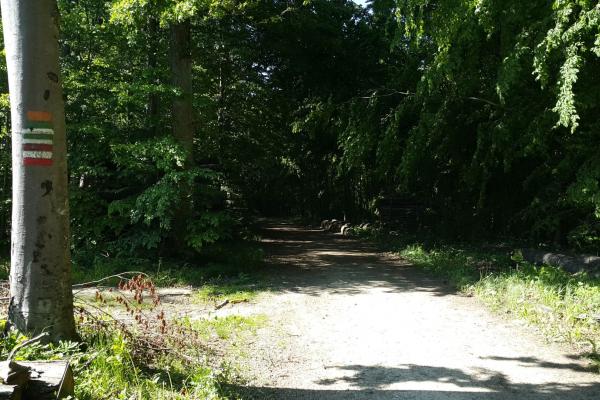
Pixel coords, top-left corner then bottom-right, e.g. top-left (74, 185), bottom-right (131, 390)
top-left (220, 221), bottom-right (600, 399)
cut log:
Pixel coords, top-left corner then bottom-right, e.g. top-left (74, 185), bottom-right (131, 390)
top-left (328, 220), bottom-right (342, 233)
top-left (521, 249), bottom-right (600, 276)
top-left (0, 361), bottom-right (31, 387)
top-left (340, 224), bottom-right (352, 236)
top-left (322, 220), bottom-right (333, 230)
top-left (0, 384), bottom-right (21, 400)
top-left (19, 361), bottom-right (73, 400)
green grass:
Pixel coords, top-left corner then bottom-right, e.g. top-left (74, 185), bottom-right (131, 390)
top-left (0, 288), bottom-right (265, 399)
top-left (73, 335), bottom-right (226, 399)
top-left (189, 314), bottom-right (268, 341)
top-left (71, 239), bottom-right (270, 313)
top-left (194, 274), bottom-right (266, 304)
top-left (473, 263), bottom-right (600, 347)
top-left (366, 228), bottom-right (600, 370)
top-left (4, 239), bottom-right (267, 291)
top-left (398, 244), bottom-right (486, 289)
top-left (0, 240), bottom-right (268, 399)
top-left (0, 326), bottom-right (232, 400)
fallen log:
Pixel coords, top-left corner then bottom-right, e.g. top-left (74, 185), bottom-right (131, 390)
top-left (521, 248), bottom-right (600, 276)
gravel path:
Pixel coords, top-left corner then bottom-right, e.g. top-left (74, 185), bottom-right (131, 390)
top-left (228, 221), bottom-right (600, 399)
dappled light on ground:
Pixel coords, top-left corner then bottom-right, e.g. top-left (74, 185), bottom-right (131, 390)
top-left (229, 222), bottom-right (600, 400)
top-left (260, 221), bottom-right (454, 297)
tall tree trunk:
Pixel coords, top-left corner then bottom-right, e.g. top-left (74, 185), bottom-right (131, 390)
top-left (147, 16), bottom-right (159, 136)
top-left (1, 0), bottom-right (77, 341)
top-left (169, 20), bottom-right (193, 251)
top-left (216, 28), bottom-right (227, 147)
top-left (170, 20), bottom-right (193, 165)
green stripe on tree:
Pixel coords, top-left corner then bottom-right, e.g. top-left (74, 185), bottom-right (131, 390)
top-left (23, 133), bottom-right (53, 140)
top-left (26, 121), bottom-right (53, 129)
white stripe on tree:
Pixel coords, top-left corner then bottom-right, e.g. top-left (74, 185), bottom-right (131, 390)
top-left (22, 128), bottom-right (54, 135)
top-left (23, 151), bottom-right (53, 159)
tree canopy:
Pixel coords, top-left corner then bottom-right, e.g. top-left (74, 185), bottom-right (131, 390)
top-left (0, 0), bottom-right (598, 265)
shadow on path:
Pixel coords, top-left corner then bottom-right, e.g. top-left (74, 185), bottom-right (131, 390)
top-left (228, 362), bottom-right (600, 399)
top-left (259, 220), bottom-right (454, 297)
top-left (243, 221), bottom-right (600, 400)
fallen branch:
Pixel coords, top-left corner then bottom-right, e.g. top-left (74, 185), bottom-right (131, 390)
top-left (72, 271), bottom-right (149, 290)
top-left (215, 299), bottom-right (229, 310)
top-left (8, 333), bottom-right (48, 361)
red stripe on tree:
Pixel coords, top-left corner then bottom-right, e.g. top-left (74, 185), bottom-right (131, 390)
top-left (26, 110), bottom-right (53, 122)
top-left (23, 158), bottom-right (53, 166)
top-left (23, 143), bottom-right (53, 151)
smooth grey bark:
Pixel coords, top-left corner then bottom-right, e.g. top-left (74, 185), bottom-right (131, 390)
top-left (1, 0), bottom-right (77, 341)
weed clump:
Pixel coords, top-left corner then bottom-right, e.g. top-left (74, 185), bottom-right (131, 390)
top-left (1, 273), bottom-right (236, 399)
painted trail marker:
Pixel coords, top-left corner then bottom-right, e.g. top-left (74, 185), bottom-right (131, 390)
top-left (22, 111), bottom-right (53, 166)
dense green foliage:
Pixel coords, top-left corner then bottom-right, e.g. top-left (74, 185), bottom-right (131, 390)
top-left (0, 0), bottom-right (599, 260)
top-left (315, 0), bottom-right (600, 248)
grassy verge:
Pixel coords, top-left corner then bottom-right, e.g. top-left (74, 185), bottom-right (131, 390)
top-left (361, 228), bottom-right (600, 370)
top-left (2, 238), bottom-right (266, 288)
top-left (0, 238), bottom-right (270, 399)
top-left (0, 323), bottom-right (231, 399)
top-left (72, 239), bottom-right (269, 306)
top-left (183, 314), bottom-right (268, 341)
top-left (0, 303), bottom-right (268, 399)
top-left (72, 241), bottom-right (265, 286)
top-left (194, 274), bottom-right (267, 304)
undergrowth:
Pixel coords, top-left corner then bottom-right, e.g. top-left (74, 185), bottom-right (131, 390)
top-left (0, 238), bottom-right (267, 399)
top-left (72, 240), bottom-right (265, 288)
top-left (0, 272), bottom-right (265, 399)
top-left (0, 327), bottom-right (230, 399)
top-left (0, 258), bottom-right (8, 280)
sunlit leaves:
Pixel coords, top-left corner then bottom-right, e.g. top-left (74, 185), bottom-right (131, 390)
top-left (554, 43), bottom-right (582, 132)
top-left (533, 1), bottom-right (600, 132)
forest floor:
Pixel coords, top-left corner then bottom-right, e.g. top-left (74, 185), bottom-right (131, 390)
top-left (216, 221), bottom-right (600, 399)
top-left (72, 221), bottom-right (600, 399)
